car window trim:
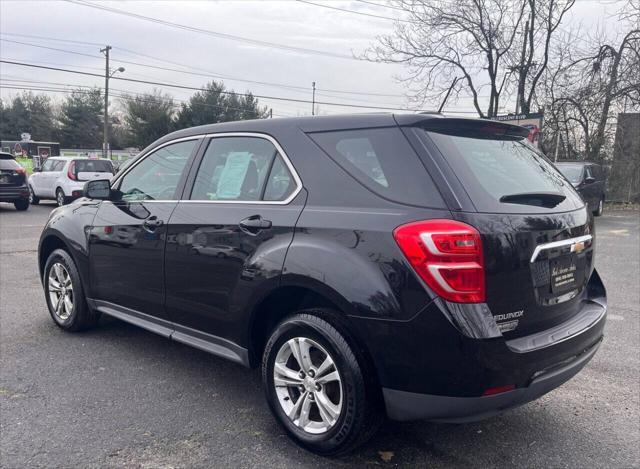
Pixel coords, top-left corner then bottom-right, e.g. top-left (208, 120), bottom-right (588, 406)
top-left (181, 132), bottom-right (303, 205)
top-left (110, 136), bottom-right (203, 202)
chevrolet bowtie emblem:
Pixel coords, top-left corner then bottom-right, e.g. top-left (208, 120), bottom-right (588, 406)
top-left (571, 241), bottom-right (586, 253)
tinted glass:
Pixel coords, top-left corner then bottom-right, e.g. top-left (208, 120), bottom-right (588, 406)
top-left (190, 137), bottom-right (279, 201)
top-left (0, 158), bottom-right (19, 170)
top-left (41, 159), bottom-right (55, 172)
top-left (52, 160), bottom-right (66, 171)
top-left (309, 127), bottom-right (444, 207)
top-left (264, 156), bottom-right (295, 201)
top-left (118, 140), bottom-right (196, 201)
top-left (427, 131), bottom-right (583, 212)
top-left (75, 160), bottom-right (114, 173)
top-left (556, 164), bottom-right (583, 183)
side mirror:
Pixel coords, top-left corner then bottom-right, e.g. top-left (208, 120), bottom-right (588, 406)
top-left (84, 179), bottom-right (111, 199)
top-left (584, 176), bottom-right (596, 184)
top-left (32, 167), bottom-right (40, 173)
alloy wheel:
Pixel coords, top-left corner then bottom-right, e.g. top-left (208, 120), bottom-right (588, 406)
top-left (56, 190), bottom-right (65, 206)
top-left (273, 337), bottom-right (343, 434)
top-left (48, 263), bottom-right (74, 321)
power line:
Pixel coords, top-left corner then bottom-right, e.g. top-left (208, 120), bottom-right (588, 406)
top-left (1, 34), bottom-right (407, 98)
top-left (0, 60), bottom-right (479, 114)
top-left (296, 0), bottom-right (414, 23)
top-left (63, 0), bottom-right (367, 61)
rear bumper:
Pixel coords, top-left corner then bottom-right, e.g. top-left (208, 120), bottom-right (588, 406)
top-left (0, 184), bottom-right (29, 201)
top-left (383, 337), bottom-right (601, 422)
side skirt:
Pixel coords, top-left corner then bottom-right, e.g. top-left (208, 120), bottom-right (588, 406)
top-left (89, 299), bottom-right (250, 367)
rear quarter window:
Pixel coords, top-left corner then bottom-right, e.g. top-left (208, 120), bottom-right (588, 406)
top-left (308, 127), bottom-right (444, 207)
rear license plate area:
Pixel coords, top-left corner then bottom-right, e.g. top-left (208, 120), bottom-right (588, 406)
top-left (550, 254), bottom-right (580, 294)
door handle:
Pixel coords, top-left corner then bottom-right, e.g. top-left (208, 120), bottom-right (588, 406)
top-left (143, 215), bottom-right (164, 230)
top-left (239, 215), bottom-right (272, 233)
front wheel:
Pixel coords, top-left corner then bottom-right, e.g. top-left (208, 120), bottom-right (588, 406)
top-left (29, 186), bottom-right (39, 205)
top-left (56, 188), bottom-right (67, 207)
top-left (594, 197), bottom-right (604, 217)
top-left (44, 249), bottom-right (100, 331)
top-left (262, 312), bottom-right (382, 455)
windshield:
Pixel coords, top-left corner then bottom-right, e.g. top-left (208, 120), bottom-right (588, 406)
top-left (556, 164), bottom-right (583, 184)
top-left (425, 130), bottom-right (584, 212)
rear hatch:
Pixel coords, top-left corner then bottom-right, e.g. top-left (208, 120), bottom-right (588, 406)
top-left (74, 159), bottom-right (114, 181)
top-left (413, 119), bottom-right (593, 339)
top-left (0, 156), bottom-right (27, 186)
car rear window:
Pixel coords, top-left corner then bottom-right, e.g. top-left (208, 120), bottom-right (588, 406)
top-left (556, 164), bottom-right (584, 183)
top-left (308, 127), bottom-right (444, 207)
top-left (425, 130), bottom-right (584, 212)
top-left (0, 158), bottom-right (20, 170)
top-left (75, 160), bottom-right (114, 173)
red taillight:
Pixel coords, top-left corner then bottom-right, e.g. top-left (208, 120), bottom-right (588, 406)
top-left (482, 384), bottom-right (515, 396)
top-left (67, 161), bottom-right (77, 181)
top-left (393, 219), bottom-right (485, 303)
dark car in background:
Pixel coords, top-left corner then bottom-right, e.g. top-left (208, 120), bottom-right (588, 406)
top-left (0, 152), bottom-right (29, 211)
top-left (36, 114), bottom-right (606, 455)
top-left (556, 161), bottom-right (607, 216)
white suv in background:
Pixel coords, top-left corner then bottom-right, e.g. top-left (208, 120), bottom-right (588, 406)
top-left (29, 157), bottom-right (115, 206)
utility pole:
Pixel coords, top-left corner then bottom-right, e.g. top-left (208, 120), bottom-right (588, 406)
top-left (311, 82), bottom-right (316, 116)
top-left (101, 45), bottom-right (111, 158)
top-left (101, 45), bottom-right (124, 158)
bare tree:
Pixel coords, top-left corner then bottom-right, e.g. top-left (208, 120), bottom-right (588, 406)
top-left (365, 0), bottom-right (573, 117)
top-left (514, 0), bottom-right (575, 114)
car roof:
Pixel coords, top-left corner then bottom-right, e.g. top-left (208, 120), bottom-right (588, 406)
top-left (145, 112), bottom-right (526, 153)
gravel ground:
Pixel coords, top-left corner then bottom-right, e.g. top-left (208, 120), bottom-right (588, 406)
top-left (1, 202), bottom-right (638, 468)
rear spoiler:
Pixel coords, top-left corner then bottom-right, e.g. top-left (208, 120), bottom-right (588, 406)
top-left (394, 115), bottom-right (529, 139)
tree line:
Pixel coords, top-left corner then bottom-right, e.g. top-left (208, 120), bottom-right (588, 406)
top-left (0, 80), bottom-right (268, 149)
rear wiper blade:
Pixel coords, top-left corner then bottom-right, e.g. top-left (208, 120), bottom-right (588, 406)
top-left (499, 191), bottom-right (566, 208)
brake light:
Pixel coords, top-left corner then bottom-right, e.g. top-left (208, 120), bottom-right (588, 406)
top-left (393, 219), bottom-right (485, 303)
top-left (67, 161), bottom-right (77, 181)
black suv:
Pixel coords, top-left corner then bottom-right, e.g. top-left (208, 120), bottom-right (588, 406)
top-left (0, 152), bottom-right (30, 211)
top-left (556, 161), bottom-right (607, 216)
top-left (38, 114), bottom-right (606, 455)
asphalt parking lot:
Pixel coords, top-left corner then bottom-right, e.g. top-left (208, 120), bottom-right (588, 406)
top-left (1, 202), bottom-right (638, 468)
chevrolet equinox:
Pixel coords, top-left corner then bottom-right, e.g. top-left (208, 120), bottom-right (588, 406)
top-left (38, 114), bottom-right (607, 455)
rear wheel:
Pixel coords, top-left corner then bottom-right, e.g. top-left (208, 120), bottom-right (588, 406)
top-left (262, 311), bottom-right (382, 455)
top-left (56, 188), bottom-right (67, 207)
top-left (594, 197), bottom-right (604, 217)
top-left (44, 249), bottom-right (100, 331)
top-left (29, 186), bottom-right (39, 205)
top-left (13, 199), bottom-right (29, 211)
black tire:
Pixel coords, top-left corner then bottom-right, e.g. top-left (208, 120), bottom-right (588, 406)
top-left (43, 248), bottom-right (100, 331)
top-left (56, 188), bottom-right (67, 207)
top-left (13, 199), bottom-right (29, 211)
top-left (594, 197), bottom-right (604, 217)
top-left (29, 186), bottom-right (40, 205)
top-left (262, 311), bottom-right (382, 456)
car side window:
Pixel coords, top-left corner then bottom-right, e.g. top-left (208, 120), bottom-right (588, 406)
top-left (190, 136), bottom-right (292, 202)
top-left (41, 159), bottom-right (55, 172)
top-left (53, 160), bottom-right (66, 172)
top-left (585, 166), bottom-right (593, 180)
top-left (263, 156), bottom-right (295, 201)
top-left (117, 140), bottom-right (197, 202)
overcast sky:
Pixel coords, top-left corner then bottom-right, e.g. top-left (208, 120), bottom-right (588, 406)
top-left (0, 0), bottom-right (627, 118)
